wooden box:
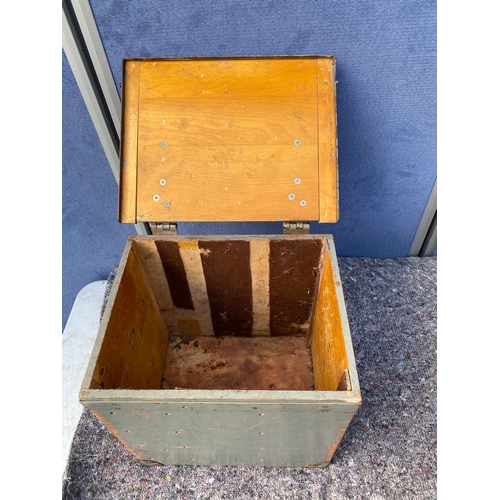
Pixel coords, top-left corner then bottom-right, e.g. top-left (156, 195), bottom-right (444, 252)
top-left (79, 57), bottom-right (361, 468)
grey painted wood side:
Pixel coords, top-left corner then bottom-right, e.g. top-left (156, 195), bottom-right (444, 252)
top-left (84, 399), bottom-right (359, 467)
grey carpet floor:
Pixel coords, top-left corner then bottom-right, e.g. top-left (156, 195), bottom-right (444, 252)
top-left (63, 257), bottom-right (437, 499)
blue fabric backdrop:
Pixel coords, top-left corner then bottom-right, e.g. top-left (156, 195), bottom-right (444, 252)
top-left (62, 0), bottom-right (436, 329)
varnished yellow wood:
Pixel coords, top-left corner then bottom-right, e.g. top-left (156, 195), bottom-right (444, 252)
top-left (310, 249), bottom-right (348, 390)
top-left (317, 58), bottom-right (338, 222)
top-left (91, 243), bottom-right (167, 390)
top-left (119, 61), bottom-right (141, 223)
top-left (120, 57), bottom-right (338, 222)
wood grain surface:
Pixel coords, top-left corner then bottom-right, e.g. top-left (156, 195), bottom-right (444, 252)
top-left (118, 57), bottom-right (338, 223)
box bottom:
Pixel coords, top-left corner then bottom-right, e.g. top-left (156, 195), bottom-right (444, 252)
top-left (161, 335), bottom-right (314, 391)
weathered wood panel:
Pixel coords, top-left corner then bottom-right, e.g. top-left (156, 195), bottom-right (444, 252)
top-left (154, 240), bottom-right (194, 310)
top-left (269, 239), bottom-right (323, 336)
top-left (90, 244), bottom-right (167, 390)
top-left (310, 250), bottom-right (349, 391)
top-left (250, 239), bottom-right (270, 335)
top-left (199, 240), bottom-right (253, 336)
top-left (162, 335), bottom-right (314, 391)
top-left (84, 399), bottom-right (359, 467)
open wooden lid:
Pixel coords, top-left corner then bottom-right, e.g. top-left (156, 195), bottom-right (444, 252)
top-left (119, 56), bottom-right (338, 224)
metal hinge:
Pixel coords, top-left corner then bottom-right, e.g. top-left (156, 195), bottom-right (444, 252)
top-left (283, 222), bottom-right (310, 234)
top-left (149, 222), bottom-right (178, 235)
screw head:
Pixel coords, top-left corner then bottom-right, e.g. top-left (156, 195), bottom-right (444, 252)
top-left (294, 139), bottom-right (301, 146)
top-left (153, 195), bottom-right (160, 201)
top-left (159, 179), bottom-right (166, 186)
top-left (288, 193), bottom-right (295, 201)
top-left (300, 200), bottom-right (307, 207)
top-left (160, 141), bottom-right (167, 148)
top-left (164, 201), bottom-right (171, 208)
top-left (294, 178), bottom-right (301, 184)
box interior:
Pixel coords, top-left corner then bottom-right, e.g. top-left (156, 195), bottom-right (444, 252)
top-left (90, 237), bottom-right (350, 392)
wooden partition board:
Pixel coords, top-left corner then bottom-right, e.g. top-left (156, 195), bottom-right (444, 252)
top-left (119, 57), bottom-right (338, 224)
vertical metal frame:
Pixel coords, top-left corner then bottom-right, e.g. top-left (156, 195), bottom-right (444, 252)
top-left (408, 180), bottom-right (437, 256)
top-left (62, 0), bottom-right (149, 236)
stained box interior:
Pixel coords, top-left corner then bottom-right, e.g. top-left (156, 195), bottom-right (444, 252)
top-left (90, 235), bottom-right (350, 393)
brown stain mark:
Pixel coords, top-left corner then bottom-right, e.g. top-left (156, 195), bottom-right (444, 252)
top-left (199, 240), bottom-right (253, 336)
top-left (91, 410), bottom-right (141, 458)
top-left (155, 240), bottom-right (195, 310)
top-left (269, 239), bottom-right (322, 336)
top-left (162, 335), bottom-right (314, 390)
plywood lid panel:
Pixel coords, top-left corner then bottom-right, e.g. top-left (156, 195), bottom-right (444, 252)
top-left (119, 57), bottom-right (338, 224)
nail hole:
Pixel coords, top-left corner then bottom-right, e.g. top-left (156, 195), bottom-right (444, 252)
top-left (125, 430), bottom-right (131, 433)
top-left (109, 412), bottom-right (115, 415)
top-left (100, 368), bottom-right (105, 376)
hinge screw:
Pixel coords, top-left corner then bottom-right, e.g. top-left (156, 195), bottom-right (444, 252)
top-left (300, 200), bottom-right (307, 207)
top-left (159, 179), bottom-right (166, 186)
top-left (294, 139), bottom-right (301, 146)
top-left (160, 141), bottom-right (167, 148)
top-left (294, 178), bottom-right (301, 184)
top-left (153, 195), bottom-right (160, 201)
top-left (288, 193), bottom-right (295, 200)
top-left (164, 201), bottom-right (171, 208)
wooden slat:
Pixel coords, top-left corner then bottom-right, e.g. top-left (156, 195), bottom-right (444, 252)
top-left (178, 241), bottom-right (215, 336)
top-left (118, 60), bottom-right (140, 223)
top-left (198, 240), bottom-right (253, 336)
top-left (250, 239), bottom-right (270, 335)
top-left (317, 58), bottom-right (338, 222)
top-left (131, 239), bottom-right (176, 333)
top-left (134, 58), bottom-right (320, 222)
top-left (269, 239), bottom-right (323, 336)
